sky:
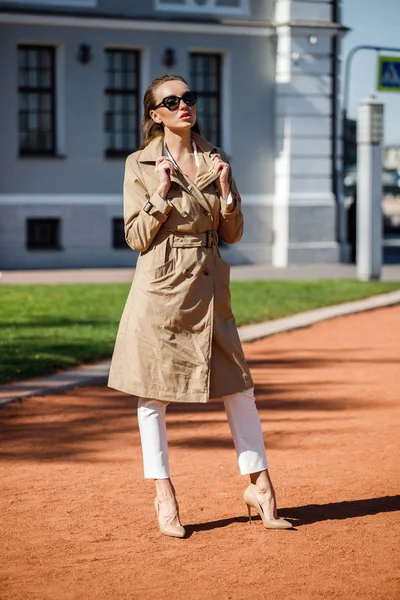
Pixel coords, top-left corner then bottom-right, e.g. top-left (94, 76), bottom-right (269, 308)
top-left (341, 0), bottom-right (400, 145)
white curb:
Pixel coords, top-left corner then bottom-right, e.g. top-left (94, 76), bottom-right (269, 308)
top-left (239, 290), bottom-right (400, 342)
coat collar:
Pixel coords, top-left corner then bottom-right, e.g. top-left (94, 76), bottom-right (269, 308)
top-left (137, 132), bottom-right (221, 217)
top-left (138, 131), bottom-right (218, 190)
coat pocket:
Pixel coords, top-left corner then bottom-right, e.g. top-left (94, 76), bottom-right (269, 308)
top-left (141, 257), bottom-right (176, 285)
top-left (137, 236), bottom-right (173, 278)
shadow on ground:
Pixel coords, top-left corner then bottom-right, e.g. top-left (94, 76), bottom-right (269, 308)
top-left (184, 495), bottom-right (400, 535)
top-left (0, 347), bottom-right (386, 462)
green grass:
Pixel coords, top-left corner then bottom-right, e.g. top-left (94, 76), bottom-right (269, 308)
top-left (230, 280), bottom-right (400, 325)
top-left (1, 280), bottom-right (399, 385)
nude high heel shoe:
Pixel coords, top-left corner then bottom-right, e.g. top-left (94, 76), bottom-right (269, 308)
top-left (244, 484), bottom-right (293, 530)
top-left (154, 498), bottom-right (186, 538)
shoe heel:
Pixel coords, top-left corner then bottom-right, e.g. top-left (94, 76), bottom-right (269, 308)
top-left (247, 503), bottom-right (252, 524)
top-left (243, 484), bottom-right (293, 530)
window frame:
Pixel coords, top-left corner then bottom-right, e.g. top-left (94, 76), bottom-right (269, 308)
top-left (190, 52), bottom-right (222, 148)
top-left (154, 0), bottom-right (249, 16)
top-left (18, 44), bottom-right (57, 157)
top-left (104, 48), bottom-right (141, 159)
top-left (26, 218), bottom-right (62, 251)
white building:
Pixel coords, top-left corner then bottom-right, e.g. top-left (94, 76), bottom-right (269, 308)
top-left (0, 0), bottom-right (348, 269)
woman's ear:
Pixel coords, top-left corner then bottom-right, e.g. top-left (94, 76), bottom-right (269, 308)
top-left (149, 109), bottom-right (162, 124)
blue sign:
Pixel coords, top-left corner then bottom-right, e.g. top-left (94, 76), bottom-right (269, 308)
top-left (377, 56), bottom-right (400, 92)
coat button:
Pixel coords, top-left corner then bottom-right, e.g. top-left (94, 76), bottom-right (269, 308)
top-left (182, 268), bottom-right (189, 276)
top-left (181, 211), bottom-right (188, 218)
top-left (203, 269), bottom-right (210, 276)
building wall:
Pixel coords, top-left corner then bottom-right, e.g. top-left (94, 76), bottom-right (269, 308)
top-left (0, 0), bottom-right (345, 269)
top-left (0, 201), bottom-right (135, 269)
top-left (272, 0), bottom-right (342, 265)
top-left (0, 0), bottom-right (272, 21)
top-left (0, 13), bottom-right (277, 268)
top-left (0, 23), bottom-right (275, 194)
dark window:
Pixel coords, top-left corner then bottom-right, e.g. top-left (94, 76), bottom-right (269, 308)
top-left (190, 53), bottom-right (222, 146)
top-left (112, 218), bottom-right (128, 249)
top-left (105, 49), bottom-right (140, 157)
top-left (26, 218), bottom-right (61, 250)
top-left (18, 45), bottom-right (56, 156)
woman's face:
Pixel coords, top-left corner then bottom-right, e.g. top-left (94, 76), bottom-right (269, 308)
top-left (149, 80), bottom-right (197, 133)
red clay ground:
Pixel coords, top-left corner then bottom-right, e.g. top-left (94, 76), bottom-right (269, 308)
top-left (1, 306), bottom-right (400, 600)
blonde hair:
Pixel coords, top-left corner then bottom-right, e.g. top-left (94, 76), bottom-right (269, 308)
top-left (140, 74), bottom-right (201, 149)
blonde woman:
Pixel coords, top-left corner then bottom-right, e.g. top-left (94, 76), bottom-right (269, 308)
top-left (108, 74), bottom-right (292, 537)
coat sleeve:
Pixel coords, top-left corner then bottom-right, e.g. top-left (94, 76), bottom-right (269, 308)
top-left (123, 155), bottom-right (172, 253)
top-left (217, 150), bottom-right (244, 245)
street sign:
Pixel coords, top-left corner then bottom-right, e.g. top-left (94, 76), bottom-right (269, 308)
top-left (377, 56), bottom-right (400, 92)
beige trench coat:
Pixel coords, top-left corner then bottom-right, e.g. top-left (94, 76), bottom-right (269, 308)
top-left (107, 131), bottom-right (253, 403)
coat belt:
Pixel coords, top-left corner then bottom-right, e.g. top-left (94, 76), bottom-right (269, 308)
top-left (171, 230), bottom-right (218, 248)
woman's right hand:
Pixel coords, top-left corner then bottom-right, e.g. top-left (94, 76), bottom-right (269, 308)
top-left (155, 157), bottom-right (176, 199)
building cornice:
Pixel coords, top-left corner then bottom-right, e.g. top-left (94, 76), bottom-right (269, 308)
top-left (274, 20), bottom-right (350, 37)
top-left (0, 9), bottom-right (275, 36)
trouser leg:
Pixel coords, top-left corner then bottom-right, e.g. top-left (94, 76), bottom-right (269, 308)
top-left (137, 397), bottom-right (170, 479)
top-left (223, 387), bottom-right (268, 475)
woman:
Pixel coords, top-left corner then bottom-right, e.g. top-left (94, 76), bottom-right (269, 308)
top-left (108, 74), bottom-right (292, 537)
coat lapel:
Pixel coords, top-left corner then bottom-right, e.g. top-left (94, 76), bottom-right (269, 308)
top-left (137, 136), bottom-right (193, 216)
top-left (137, 136), bottom-right (166, 195)
top-left (191, 132), bottom-right (221, 192)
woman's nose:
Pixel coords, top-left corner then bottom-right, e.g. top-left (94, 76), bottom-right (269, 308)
top-left (179, 98), bottom-right (188, 109)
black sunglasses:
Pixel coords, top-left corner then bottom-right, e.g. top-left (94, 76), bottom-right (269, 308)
top-left (153, 91), bottom-right (197, 111)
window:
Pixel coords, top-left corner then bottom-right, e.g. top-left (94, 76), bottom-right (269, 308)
top-left (18, 45), bottom-right (56, 156)
top-left (155, 0), bottom-right (249, 15)
top-left (112, 218), bottom-right (128, 249)
top-left (105, 49), bottom-right (140, 157)
top-left (190, 53), bottom-right (222, 147)
top-left (26, 218), bottom-right (61, 250)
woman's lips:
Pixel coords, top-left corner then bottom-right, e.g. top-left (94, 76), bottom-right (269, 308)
top-left (179, 112), bottom-right (192, 120)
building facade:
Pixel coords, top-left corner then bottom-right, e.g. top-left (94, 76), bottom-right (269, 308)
top-left (0, 0), bottom-right (346, 269)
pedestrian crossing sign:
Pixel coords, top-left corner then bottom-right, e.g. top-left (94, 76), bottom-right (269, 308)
top-left (377, 56), bottom-right (400, 92)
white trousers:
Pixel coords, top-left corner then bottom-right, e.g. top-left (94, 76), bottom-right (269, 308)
top-left (137, 387), bottom-right (268, 479)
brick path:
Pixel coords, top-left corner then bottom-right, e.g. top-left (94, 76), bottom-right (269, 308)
top-left (1, 306), bottom-right (400, 600)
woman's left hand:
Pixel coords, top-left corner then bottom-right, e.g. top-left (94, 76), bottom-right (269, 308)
top-left (211, 153), bottom-right (231, 201)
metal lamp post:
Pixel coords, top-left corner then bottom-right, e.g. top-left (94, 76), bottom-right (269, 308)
top-left (356, 95), bottom-right (384, 281)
